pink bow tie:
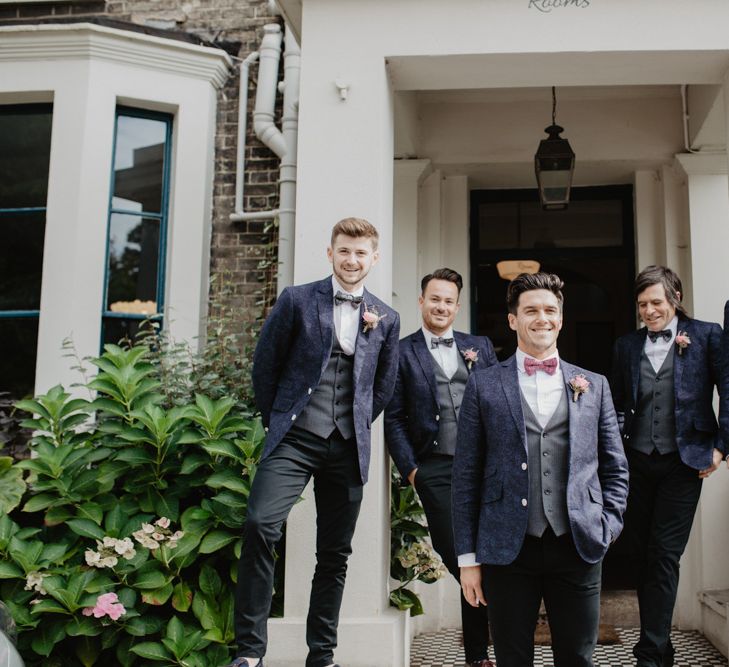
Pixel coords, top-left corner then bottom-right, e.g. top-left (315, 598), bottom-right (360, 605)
top-left (524, 357), bottom-right (558, 376)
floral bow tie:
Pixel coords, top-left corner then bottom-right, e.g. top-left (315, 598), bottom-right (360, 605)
top-left (334, 291), bottom-right (363, 308)
top-left (524, 357), bottom-right (558, 376)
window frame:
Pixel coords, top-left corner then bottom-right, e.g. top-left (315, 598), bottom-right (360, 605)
top-left (101, 105), bottom-right (173, 349)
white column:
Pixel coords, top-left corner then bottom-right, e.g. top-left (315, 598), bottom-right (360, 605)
top-left (673, 153), bottom-right (729, 632)
top-left (393, 159), bottom-right (431, 335)
top-left (36, 63), bottom-right (116, 394)
top-left (267, 40), bottom-right (409, 667)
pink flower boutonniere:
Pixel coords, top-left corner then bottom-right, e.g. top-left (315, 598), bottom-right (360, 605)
top-left (462, 348), bottom-right (478, 370)
top-left (675, 331), bottom-right (691, 355)
top-left (362, 304), bottom-right (386, 333)
top-left (569, 374), bottom-right (590, 403)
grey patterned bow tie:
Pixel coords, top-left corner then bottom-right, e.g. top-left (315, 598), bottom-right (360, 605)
top-left (334, 291), bottom-right (363, 308)
top-left (431, 337), bottom-right (454, 349)
top-left (647, 329), bottom-right (672, 343)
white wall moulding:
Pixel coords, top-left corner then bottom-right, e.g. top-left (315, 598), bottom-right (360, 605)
top-left (0, 24), bottom-right (232, 88)
top-left (0, 22), bottom-right (230, 394)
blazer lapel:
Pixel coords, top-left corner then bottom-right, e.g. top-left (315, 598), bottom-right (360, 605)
top-left (499, 356), bottom-right (527, 451)
top-left (629, 329), bottom-right (647, 404)
top-left (454, 332), bottom-right (474, 374)
top-left (561, 360), bottom-right (584, 451)
top-left (673, 316), bottom-right (690, 399)
top-left (412, 331), bottom-right (437, 400)
top-left (316, 279), bottom-right (335, 374)
top-left (353, 288), bottom-right (372, 382)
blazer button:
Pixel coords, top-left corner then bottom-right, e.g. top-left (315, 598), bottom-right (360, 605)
top-left (521, 498), bottom-right (528, 507)
top-left (435, 415), bottom-right (440, 421)
top-left (521, 462), bottom-right (527, 470)
top-left (434, 440), bottom-right (438, 446)
top-left (308, 388), bottom-right (313, 395)
top-left (630, 409), bottom-right (635, 414)
top-left (264, 427), bottom-right (269, 433)
top-left (291, 414), bottom-right (296, 420)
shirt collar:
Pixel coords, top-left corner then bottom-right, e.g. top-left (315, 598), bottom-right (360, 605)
top-left (331, 275), bottom-right (364, 299)
top-left (422, 325), bottom-right (454, 346)
top-left (516, 348), bottom-right (560, 374)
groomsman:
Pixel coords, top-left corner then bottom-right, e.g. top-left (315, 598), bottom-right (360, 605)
top-left (453, 272), bottom-right (629, 667)
top-left (230, 218), bottom-right (400, 667)
top-left (611, 265), bottom-right (727, 667)
top-left (385, 268), bottom-right (497, 667)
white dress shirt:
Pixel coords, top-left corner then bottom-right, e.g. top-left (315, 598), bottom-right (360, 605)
top-left (422, 325), bottom-right (458, 378)
top-left (332, 275), bottom-right (363, 356)
top-left (644, 316), bottom-right (678, 373)
top-left (457, 348), bottom-right (564, 568)
top-left (515, 348), bottom-right (563, 429)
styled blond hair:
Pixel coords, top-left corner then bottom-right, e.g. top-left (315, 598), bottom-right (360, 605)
top-left (330, 217), bottom-right (379, 249)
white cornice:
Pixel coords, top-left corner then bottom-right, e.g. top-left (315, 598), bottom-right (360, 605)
top-left (675, 152), bottom-right (728, 176)
top-left (0, 23), bottom-right (233, 89)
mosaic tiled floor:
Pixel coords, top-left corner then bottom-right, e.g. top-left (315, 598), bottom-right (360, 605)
top-left (410, 627), bottom-right (728, 666)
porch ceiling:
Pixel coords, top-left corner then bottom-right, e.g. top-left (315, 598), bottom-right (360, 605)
top-left (387, 51), bottom-right (729, 91)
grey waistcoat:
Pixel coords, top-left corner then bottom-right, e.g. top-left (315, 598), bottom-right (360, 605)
top-left (296, 332), bottom-right (355, 440)
top-left (630, 349), bottom-right (677, 455)
top-left (432, 351), bottom-right (469, 456)
top-left (521, 389), bottom-right (570, 538)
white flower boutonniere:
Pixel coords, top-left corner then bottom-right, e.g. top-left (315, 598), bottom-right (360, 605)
top-left (362, 304), bottom-right (386, 332)
top-left (569, 374), bottom-right (590, 403)
top-left (675, 331), bottom-right (691, 355)
top-left (462, 348), bottom-right (478, 370)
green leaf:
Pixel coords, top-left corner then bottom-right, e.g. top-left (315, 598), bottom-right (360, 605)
top-left (66, 518), bottom-right (106, 540)
top-left (166, 615), bottom-right (185, 646)
top-left (129, 641), bottom-right (174, 661)
top-left (199, 530), bottom-right (238, 554)
top-left (180, 452), bottom-right (209, 475)
top-left (39, 543), bottom-right (69, 566)
top-left (0, 561), bottom-right (23, 579)
top-left (22, 493), bottom-right (58, 513)
top-left (0, 514), bottom-right (19, 548)
top-left (123, 615), bottom-right (164, 637)
top-left (75, 635), bottom-right (102, 667)
top-left (199, 565), bottom-right (222, 598)
top-left (104, 504), bottom-right (126, 536)
top-left (0, 461), bottom-right (26, 513)
top-left (66, 616), bottom-right (104, 637)
top-left (152, 493), bottom-right (179, 522)
top-left (30, 618), bottom-right (67, 656)
top-left (389, 587), bottom-right (424, 616)
top-left (44, 505), bottom-right (74, 527)
top-left (77, 502), bottom-right (104, 525)
top-left (29, 598), bottom-right (71, 615)
top-left (171, 581), bottom-right (193, 612)
top-left (201, 439), bottom-right (239, 459)
top-left (141, 582), bottom-right (174, 606)
top-left (114, 449), bottom-right (156, 466)
top-left (206, 469), bottom-right (248, 494)
top-left (132, 568), bottom-right (168, 590)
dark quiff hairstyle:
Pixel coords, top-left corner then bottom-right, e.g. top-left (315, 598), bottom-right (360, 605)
top-left (330, 217), bottom-right (379, 249)
top-left (421, 267), bottom-right (464, 295)
top-left (634, 265), bottom-right (687, 316)
top-left (506, 272), bottom-right (564, 314)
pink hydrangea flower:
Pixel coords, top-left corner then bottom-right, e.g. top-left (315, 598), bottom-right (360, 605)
top-left (82, 592), bottom-right (126, 621)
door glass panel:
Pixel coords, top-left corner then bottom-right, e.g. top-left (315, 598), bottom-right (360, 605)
top-left (0, 212), bottom-right (45, 311)
top-left (0, 318), bottom-right (39, 398)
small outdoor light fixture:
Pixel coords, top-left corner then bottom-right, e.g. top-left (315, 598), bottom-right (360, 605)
top-left (534, 86), bottom-right (575, 210)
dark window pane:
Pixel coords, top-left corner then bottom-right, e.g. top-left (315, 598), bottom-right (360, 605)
top-left (0, 105), bottom-right (53, 209)
top-left (0, 212), bottom-right (45, 310)
top-left (0, 317), bottom-right (38, 399)
top-left (102, 317), bottom-right (159, 348)
top-left (106, 213), bottom-right (161, 314)
top-left (478, 199), bottom-right (623, 250)
top-left (112, 115), bottom-right (167, 214)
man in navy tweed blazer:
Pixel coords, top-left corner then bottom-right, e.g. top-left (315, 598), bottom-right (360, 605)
top-left (610, 266), bottom-right (727, 667)
top-left (385, 267), bottom-right (497, 667)
top-left (452, 272), bottom-right (628, 667)
top-left (229, 218), bottom-right (400, 667)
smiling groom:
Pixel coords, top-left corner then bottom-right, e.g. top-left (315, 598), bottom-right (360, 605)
top-left (452, 272), bottom-right (629, 667)
top-left (229, 218), bottom-right (400, 667)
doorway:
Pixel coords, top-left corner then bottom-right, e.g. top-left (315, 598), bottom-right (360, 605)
top-left (470, 184), bottom-right (637, 589)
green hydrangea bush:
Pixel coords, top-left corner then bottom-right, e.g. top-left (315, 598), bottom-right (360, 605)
top-left (0, 344), bottom-right (264, 666)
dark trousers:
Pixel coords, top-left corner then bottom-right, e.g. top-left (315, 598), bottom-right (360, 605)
top-left (623, 449), bottom-right (702, 667)
top-left (234, 426), bottom-right (364, 667)
top-left (415, 454), bottom-right (491, 663)
top-left (481, 528), bottom-right (602, 667)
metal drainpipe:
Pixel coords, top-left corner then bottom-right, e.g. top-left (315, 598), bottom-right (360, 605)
top-left (230, 23), bottom-right (299, 293)
top-left (276, 25), bottom-right (300, 293)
